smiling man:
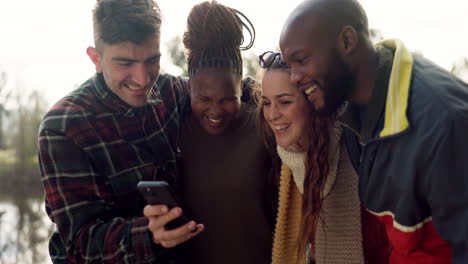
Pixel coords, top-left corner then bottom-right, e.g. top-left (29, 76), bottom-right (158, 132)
top-left (37, 0), bottom-right (194, 263)
top-left (280, 0), bottom-right (468, 263)
top-left (86, 38), bottom-right (162, 108)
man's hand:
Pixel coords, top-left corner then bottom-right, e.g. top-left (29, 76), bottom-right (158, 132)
top-left (143, 205), bottom-right (205, 248)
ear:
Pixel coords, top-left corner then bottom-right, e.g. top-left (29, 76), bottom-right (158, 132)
top-left (86, 46), bottom-right (103, 73)
top-left (337, 26), bottom-right (359, 56)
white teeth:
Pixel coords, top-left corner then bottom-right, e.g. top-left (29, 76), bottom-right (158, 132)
top-left (208, 117), bottom-right (222, 123)
top-left (274, 124), bottom-right (289, 131)
top-left (127, 84), bottom-right (144, 91)
top-left (305, 84), bottom-right (318, 95)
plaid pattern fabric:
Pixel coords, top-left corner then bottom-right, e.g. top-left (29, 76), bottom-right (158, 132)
top-left (38, 73), bottom-right (189, 263)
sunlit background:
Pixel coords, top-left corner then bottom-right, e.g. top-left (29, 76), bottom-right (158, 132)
top-left (0, 0), bottom-right (467, 263)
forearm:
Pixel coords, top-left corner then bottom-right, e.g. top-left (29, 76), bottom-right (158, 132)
top-left (68, 215), bottom-right (163, 263)
top-left (39, 129), bottom-right (168, 263)
top-left (43, 172), bottom-right (172, 263)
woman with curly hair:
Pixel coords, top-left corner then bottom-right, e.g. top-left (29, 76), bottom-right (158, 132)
top-left (257, 51), bottom-right (389, 264)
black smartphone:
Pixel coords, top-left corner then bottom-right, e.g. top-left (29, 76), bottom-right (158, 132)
top-left (137, 181), bottom-right (193, 230)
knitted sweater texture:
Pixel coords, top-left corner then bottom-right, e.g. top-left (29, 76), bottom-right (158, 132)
top-left (272, 133), bottom-right (364, 264)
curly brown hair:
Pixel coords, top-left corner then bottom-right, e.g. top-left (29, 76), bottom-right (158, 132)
top-left (256, 54), bottom-right (336, 261)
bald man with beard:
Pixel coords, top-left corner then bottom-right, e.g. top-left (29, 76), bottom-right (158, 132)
top-left (279, 0), bottom-right (468, 263)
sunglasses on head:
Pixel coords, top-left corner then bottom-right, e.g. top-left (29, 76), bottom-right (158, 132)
top-left (258, 51), bottom-right (289, 69)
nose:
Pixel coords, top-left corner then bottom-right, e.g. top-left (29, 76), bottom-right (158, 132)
top-left (208, 103), bottom-right (224, 117)
top-left (268, 103), bottom-right (281, 121)
top-left (290, 67), bottom-right (303, 86)
top-left (132, 64), bottom-right (151, 88)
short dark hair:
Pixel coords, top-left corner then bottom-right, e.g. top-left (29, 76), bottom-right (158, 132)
top-left (92, 0), bottom-right (162, 51)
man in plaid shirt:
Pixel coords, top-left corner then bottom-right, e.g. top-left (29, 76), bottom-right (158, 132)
top-left (38, 0), bottom-right (203, 263)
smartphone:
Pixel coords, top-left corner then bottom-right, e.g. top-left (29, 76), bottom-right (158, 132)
top-left (137, 181), bottom-right (194, 230)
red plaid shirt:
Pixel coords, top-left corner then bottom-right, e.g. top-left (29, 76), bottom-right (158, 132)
top-left (38, 73), bottom-right (188, 263)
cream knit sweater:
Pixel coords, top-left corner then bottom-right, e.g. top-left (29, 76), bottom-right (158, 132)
top-left (272, 132), bottom-right (364, 264)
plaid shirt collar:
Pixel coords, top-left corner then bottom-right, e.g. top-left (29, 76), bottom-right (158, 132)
top-left (91, 73), bottom-right (162, 118)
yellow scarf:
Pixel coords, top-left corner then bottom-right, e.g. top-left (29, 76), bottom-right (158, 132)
top-left (271, 164), bottom-right (306, 264)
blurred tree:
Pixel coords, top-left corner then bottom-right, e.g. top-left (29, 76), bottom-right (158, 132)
top-left (451, 57), bottom-right (468, 83)
top-left (242, 52), bottom-right (259, 79)
top-left (166, 35), bottom-right (188, 77)
top-left (10, 89), bottom-right (48, 181)
top-left (370, 28), bottom-right (384, 44)
top-left (11, 94), bottom-right (26, 177)
top-left (0, 72), bottom-right (11, 149)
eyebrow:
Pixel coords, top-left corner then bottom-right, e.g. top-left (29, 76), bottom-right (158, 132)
top-left (221, 96), bottom-right (238, 100)
top-left (261, 93), bottom-right (294, 99)
top-left (112, 57), bottom-right (137, 63)
top-left (145, 54), bottom-right (161, 62)
top-left (289, 50), bottom-right (301, 59)
top-left (111, 54), bottom-right (161, 63)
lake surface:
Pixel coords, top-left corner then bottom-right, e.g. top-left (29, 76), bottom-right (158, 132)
top-left (0, 178), bottom-right (54, 264)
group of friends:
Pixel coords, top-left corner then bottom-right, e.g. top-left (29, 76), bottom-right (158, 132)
top-left (37, 0), bottom-right (468, 263)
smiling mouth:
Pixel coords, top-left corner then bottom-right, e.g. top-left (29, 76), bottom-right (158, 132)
top-left (206, 116), bottom-right (224, 127)
top-left (273, 123), bottom-right (290, 133)
top-left (123, 83), bottom-right (148, 95)
top-left (128, 85), bottom-right (144, 90)
top-left (304, 82), bottom-right (320, 95)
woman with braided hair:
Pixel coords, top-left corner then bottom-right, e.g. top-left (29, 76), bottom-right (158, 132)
top-left (177, 2), bottom-right (276, 263)
top-left (145, 1), bottom-right (276, 264)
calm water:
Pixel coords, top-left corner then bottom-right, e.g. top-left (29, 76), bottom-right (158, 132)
top-left (0, 177), bottom-right (54, 264)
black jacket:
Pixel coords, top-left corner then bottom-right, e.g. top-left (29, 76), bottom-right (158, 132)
top-left (343, 40), bottom-right (468, 263)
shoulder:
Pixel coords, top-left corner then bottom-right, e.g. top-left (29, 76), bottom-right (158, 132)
top-left (40, 79), bottom-right (98, 134)
top-left (403, 57), bottom-right (468, 163)
top-left (154, 73), bottom-right (190, 111)
top-left (408, 56), bottom-right (468, 129)
top-left (410, 56), bottom-right (468, 115)
top-left (155, 73), bottom-right (188, 94)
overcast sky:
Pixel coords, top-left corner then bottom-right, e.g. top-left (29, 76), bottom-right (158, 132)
top-left (1, 0), bottom-right (467, 106)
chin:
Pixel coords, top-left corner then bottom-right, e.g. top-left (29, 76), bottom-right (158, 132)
top-left (205, 129), bottom-right (225, 136)
top-left (276, 138), bottom-right (293, 149)
top-left (202, 125), bottom-right (227, 136)
top-left (276, 134), bottom-right (305, 151)
top-left (127, 100), bottom-right (147, 108)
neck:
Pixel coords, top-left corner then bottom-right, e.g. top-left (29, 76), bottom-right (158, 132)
top-left (349, 46), bottom-right (379, 105)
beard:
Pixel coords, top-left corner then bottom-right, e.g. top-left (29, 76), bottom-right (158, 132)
top-left (315, 50), bottom-right (354, 117)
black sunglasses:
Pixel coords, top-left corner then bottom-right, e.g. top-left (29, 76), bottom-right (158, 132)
top-left (258, 51), bottom-right (289, 69)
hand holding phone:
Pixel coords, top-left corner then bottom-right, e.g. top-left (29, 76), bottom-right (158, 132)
top-left (137, 181), bottom-right (196, 229)
top-left (138, 181), bottom-right (204, 247)
top-left (137, 181), bottom-right (195, 230)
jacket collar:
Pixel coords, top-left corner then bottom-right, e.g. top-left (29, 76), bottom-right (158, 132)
top-left (377, 39), bottom-right (413, 137)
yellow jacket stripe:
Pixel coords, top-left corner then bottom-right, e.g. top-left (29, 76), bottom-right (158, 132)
top-left (378, 39), bottom-right (413, 137)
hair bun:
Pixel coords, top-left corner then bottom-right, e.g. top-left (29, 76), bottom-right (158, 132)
top-left (183, 1), bottom-right (249, 52)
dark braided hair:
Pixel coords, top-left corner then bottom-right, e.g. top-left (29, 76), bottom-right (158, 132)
top-left (183, 0), bottom-right (255, 78)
